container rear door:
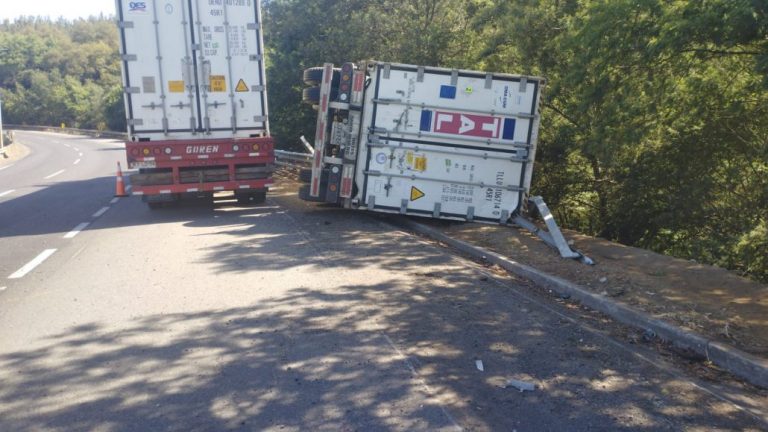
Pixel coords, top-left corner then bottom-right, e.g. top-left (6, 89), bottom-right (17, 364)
top-left (359, 63), bottom-right (542, 223)
top-left (117, 0), bottom-right (268, 140)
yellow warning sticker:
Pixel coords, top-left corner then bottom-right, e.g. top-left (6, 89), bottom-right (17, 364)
top-left (405, 151), bottom-right (427, 172)
top-left (410, 186), bottom-right (425, 201)
top-left (235, 79), bottom-right (249, 92)
top-left (414, 155), bottom-right (427, 172)
top-left (168, 80), bottom-right (185, 93)
top-left (210, 75), bottom-right (226, 92)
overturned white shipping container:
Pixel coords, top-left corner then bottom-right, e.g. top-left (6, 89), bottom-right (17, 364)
top-left (302, 62), bottom-right (542, 223)
top-left (299, 61), bottom-right (587, 261)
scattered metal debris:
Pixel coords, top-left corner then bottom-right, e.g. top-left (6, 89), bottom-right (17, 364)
top-left (505, 379), bottom-right (536, 392)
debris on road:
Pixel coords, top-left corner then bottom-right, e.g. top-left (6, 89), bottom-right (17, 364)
top-left (475, 360), bottom-right (484, 371)
top-left (505, 379), bottom-right (536, 392)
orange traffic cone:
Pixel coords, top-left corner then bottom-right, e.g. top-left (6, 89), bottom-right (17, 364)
top-left (115, 162), bottom-right (129, 197)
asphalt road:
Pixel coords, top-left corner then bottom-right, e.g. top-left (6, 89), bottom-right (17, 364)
top-left (0, 132), bottom-right (765, 431)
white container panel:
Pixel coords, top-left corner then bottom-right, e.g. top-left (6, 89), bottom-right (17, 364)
top-left (371, 65), bottom-right (539, 148)
top-left (118, 0), bottom-right (196, 137)
top-left (116, 0), bottom-right (268, 141)
top-left (357, 63), bottom-right (543, 222)
top-left (192, 0), bottom-right (268, 135)
top-left (365, 143), bottom-right (525, 222)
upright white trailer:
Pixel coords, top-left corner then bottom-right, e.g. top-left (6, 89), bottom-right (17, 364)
top-left (115, 0), bottom-right (274, 206)
top-left (299, 61), bottom-right (588, 262)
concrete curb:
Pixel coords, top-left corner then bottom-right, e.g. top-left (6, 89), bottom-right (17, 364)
top-left (397, 218), bottom-right (768, 390)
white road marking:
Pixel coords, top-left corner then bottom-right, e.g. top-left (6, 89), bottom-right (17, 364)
top-left (78, 152), bottom-right (83, 157)
top-left (110, 197), bottom-right (119, 204)
top-left (63, 222), bottom-right (90, 239)
top-left (0, 286), bottom-right (6, 291)
top-left (0, 189), bottom-right (15, 198)
top-left (92, 207), bottom-right (110, 218)
top-left (73, 159), bottom-right (81, 165)
top-left (9, 249), bottom-right (57, 279)
top-left (0, 164), bottom-right (14, 171)
top-left (73, 147), bottom-right (80, 151)
top-left (64, 144), bottom-right (71, 148)
top-left (44, 169), bottom-right (66, 180)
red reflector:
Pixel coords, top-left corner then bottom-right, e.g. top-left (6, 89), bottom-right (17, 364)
top-left (153, 147), bottom-right (161, 155)
top-left (131, 148), bottom-right (140, 156)
top-left (329, 184), bottom-right (337, 192)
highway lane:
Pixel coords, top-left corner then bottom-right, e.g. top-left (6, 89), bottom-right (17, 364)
top-left (0, 133), bottom-right (764, 431)
top-left (0, 131), bottom-right (127, 285)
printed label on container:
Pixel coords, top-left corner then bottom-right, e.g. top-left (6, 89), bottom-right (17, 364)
top-left (168, 80), bottom-right (185, 93)
top-left (210, 75), bottom-right (226, 92)
top-left (420, 110), bottom-right (516, 141)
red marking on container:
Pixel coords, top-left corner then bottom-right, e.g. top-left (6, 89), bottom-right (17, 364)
top-left (341, 177), bottom-right (352, 197)
top-left (353, 72), bottom-right (364, 93)
top-left (311, 177), bottom-right (319, 195)
top-left (324, 64), bottom-right (332, 84)
top-left (316, 121), bottom-right (325, 142)
top-left (432, 111), bottom-right (503, 139)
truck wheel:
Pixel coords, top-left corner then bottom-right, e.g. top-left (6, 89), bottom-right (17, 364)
top-left (250, 191), bottom-right (267, 204)
top-left (299, 168), bottom-right (312, 183)
top-left (303, 67), bottom-right (340, 86)
top-left (298, 184), bottom-right (327, 202)
top-left (302, 86), bottom-right (339, 106)
top-left (236, 195), bottom-right (249, 205)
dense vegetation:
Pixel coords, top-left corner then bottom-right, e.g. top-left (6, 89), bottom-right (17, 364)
top-left (0, 17), bottom-right (124, 131)
top-left (0, 1), bottom-right (766, 282)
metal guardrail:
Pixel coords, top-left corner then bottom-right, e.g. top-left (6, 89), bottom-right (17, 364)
top-left (5, 124), bottom-right (127, 139)
top-left (275, 135), bottom-right (314, 169)
top-left (9, 124), bottom-right (315, 172)
top-left (274, 149), bottom-right (312, 169)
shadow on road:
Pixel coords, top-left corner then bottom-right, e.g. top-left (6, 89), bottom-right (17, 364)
top-left (1, 183), bottom-right (763, 431)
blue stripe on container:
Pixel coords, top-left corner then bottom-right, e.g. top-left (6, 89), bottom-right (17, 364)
top-left (439, 85), bottom-right (457, 99)
top-left (502, 118), bottom-right (516, 140)
top-left (420, 110), bottom-right (433, 132)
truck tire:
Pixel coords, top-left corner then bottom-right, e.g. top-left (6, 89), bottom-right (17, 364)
top-left (303, 67), bottom-right (340, 86)
top-left (302, 86), bottom-right (338, 106)
top-left (235, 190), bottom-right (268, 205)
top-left (298, 184), bottom-right (327, 202)
top-left (250, 190), bottom-right (267, 204)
